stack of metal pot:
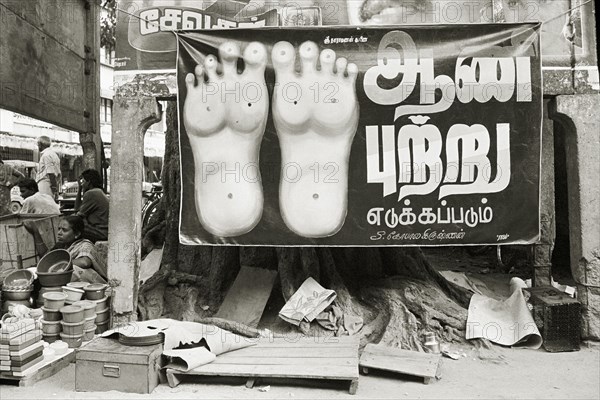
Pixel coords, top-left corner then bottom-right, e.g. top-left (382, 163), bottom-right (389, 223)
top-left (1, 269), bottom-right (34, 315)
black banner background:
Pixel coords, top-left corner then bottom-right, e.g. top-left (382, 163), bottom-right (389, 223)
top-left (177, 24), bottom-right (542, 246)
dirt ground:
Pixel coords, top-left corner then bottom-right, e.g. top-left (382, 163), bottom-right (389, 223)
top-left (1, 342), bottom-right (598, 400)
top-left (3, 247), bottom-right (598, 399)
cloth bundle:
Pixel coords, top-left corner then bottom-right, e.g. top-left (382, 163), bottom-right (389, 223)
top-left (279, 277), bottom-right (337, 326)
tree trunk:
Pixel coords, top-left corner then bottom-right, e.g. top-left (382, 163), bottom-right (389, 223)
top-left (139, 102), bottom-right (475, 350)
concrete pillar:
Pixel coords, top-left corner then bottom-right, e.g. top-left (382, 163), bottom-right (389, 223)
top-left (80, 0), bottom-right (102, 172)
top-left (550, 94), bottom-right (600, 340)
top-left (532, 99), bottom-right (556, 287)
top-left (108, 95), bottom-right (162, 326)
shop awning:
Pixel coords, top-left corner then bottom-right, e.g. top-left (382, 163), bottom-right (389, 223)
top-left (0, 132), bottom-right (83, 157)
top-left (1, 132), bottom-right (164, 159)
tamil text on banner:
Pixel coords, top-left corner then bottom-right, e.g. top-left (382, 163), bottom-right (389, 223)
top-left (176, 24), bottom-right (542, 246)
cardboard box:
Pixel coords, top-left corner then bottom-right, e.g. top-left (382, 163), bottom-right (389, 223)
top-left (75, 337), bottom-right (163, 394)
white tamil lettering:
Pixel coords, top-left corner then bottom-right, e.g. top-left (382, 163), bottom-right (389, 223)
top-left (365, 118), bottom-right (511, 200)
top-left (439, 123), bottom-right (510, 198)
top-left (140, 9), bottom-right (160, 35)
top-left (366, 125), bottom-right (396, 197)
top-left (139, 8), bottom-right (269, 34)
top-left (516, 57), bottom-right (532, 101)
top-left (363, 31), bottom-right (419, 106)
top-left (455, 57), bottom-right (516, 103)
top-left (182, 11), bottom-right (204, 29)
top-left (397, 116), bottom-right (443, 201)
top-left (363, 30), bottom-right (533, 118)
top-left (160, 9), bottom-right (182, 30)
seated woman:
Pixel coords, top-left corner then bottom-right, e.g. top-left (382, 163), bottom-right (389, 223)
top-left (27, 215), bottom-right (107, 284)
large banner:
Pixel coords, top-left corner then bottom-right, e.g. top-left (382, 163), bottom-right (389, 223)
top-left (176, 24), bottom-right (542, 246)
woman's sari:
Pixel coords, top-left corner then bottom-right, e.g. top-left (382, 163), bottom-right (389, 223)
top-left (66, 239), bottom-right (108, 284)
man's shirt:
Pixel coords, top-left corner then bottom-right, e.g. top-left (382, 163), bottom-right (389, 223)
top-left (20, 192), bottom-right (60, 214)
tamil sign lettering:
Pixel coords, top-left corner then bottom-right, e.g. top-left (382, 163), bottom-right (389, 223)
top-left (115, 0), bottom-right (279, 71)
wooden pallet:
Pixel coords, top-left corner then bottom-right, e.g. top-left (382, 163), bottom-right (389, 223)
top-left (359, 344), bottom-right (441, 384)
top-left (0, 349), bottom-right (75, 387)
top-left (166, 335), bottom-right (360, 394)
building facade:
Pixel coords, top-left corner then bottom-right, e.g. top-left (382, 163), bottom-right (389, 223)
top-left (0, 47), bottom-right (165, 185)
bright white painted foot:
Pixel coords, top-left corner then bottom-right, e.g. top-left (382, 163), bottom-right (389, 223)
top-left (272, 41), bottom-right (359, 238)
top-left (183, 41), bottom-right (268, 237)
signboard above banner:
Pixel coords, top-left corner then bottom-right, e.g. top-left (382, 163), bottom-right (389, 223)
top-left (115, 0), bottom-right (280, 71)
top-left (176, 23), bottom-right (542, 246)
top-left (115, 1), bottom-right (595, 98)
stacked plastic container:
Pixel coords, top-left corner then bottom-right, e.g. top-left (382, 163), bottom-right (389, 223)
top-left (59, 305), bottom-right (84, 348)
top-left (63, 282), bottom-right (110, 334)
top-left (37, 286), bottom-right (64, 308)
top-left (40, 292), bottom-right (68, 343)
top-left (40, 282), bottom-right (111, 347)
top-left (72, 301), bottom-right (97, 340)
top-left (83, 284), bottom-right (110, 333)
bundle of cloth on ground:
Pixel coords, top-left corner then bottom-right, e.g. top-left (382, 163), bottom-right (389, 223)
top-left (278, 277), bottom-right (364, 335)
top-left (101, 319), bottom-right (258, 372)
top-left (279, 277), bottom-right (337, 326)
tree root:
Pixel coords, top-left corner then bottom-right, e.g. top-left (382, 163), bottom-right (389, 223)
top-left (360, 277), bottom-right (469, 350)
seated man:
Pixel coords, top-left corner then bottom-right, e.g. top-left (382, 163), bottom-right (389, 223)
top-left (18, 178), bottom-right (60, 215)
top-left (75, 169), bottom-right (109, 243)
